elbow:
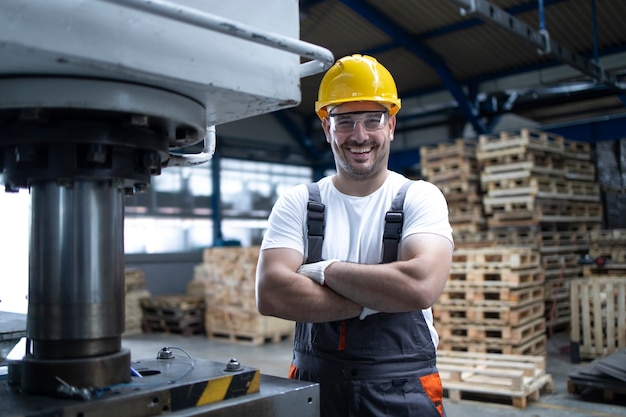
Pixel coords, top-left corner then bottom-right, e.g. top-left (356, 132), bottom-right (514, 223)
top-left (255, 281), bottom-right (279, 317)
top-left (256, 295), bottom-right (273, 316)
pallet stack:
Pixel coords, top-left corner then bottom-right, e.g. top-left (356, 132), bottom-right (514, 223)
top-left (124, 268), bottom-right (151, 336)
top-left (476, 128), bottom-right (602, 332)
top-left (141, 295), bottom-right (205, 336)
top-left (435, 246), bottom-right (546, 355)
top-left (420, 138), bottom-right (486, 240)
top-left (192, 246), bottom-right (294, 345)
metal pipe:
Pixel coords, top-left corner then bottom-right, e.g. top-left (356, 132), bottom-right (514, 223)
top-left (538, 0), bottom-right (546, 31)
top-left (591, 0), bottom-right (599, 63)
top-left (101, 0), bottom-right (334, 78)
top-left (167, 125), bottom-right (216, 167)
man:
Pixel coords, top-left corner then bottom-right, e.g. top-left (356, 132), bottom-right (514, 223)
top-left (256, 54), bottom-right (453, 417)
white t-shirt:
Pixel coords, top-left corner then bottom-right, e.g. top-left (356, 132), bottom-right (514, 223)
top-left (261, 171), bottom-right (453, 346)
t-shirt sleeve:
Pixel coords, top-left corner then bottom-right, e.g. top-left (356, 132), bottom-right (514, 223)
top-left (260, 184), bottom-right (308, 255)
top-left (402, 180), bottom-right (454, 246)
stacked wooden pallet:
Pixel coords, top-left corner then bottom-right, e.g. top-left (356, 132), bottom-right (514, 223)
top-left (437, 350), bottom-right (554, 409)
top-left (589, 229), bottom-right (626, 263)
top-left (420, 139), bottom-right (485, 239)
top-left (193, 246), bottom-right (294, 345)
top-left (476, 128), bottom-right (601, 331)
top-left (124, 268), bottom-right (151, 336)
top-left (477, 128), bottom-right (600, 227)
top-left (141, 295), bottom-right (205, 336)
top-left (435, 246), bottom-right (546, 355)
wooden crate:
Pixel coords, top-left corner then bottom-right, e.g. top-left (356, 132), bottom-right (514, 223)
top-left (570, 277), bottom-right (626, 362)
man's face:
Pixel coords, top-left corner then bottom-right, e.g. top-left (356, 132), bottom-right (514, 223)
top-left (322, 101), bottom-right (396, 181)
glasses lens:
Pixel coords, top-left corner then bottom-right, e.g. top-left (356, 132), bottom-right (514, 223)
top-left (330, 111), bottom-right (388, 133)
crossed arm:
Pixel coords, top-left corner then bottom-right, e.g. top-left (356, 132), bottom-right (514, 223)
top-left (255, 233), bottom-right (453, 323)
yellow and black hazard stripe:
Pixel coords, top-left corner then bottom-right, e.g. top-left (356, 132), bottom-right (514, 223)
top-left (169, 369), bottom-right (261, 410)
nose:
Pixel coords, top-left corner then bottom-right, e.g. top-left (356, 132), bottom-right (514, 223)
top-left (351, 120), bottom-right (369, 139)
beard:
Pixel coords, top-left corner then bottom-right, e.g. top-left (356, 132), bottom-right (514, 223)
top-left (333, 141), bottom-right (389, 180)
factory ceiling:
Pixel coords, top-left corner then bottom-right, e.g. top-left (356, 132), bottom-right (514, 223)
top-left (289, 0), bottom-right (626, 142)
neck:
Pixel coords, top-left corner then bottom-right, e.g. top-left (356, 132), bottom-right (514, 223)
top-left (332, 169), bottom-right (390, 196)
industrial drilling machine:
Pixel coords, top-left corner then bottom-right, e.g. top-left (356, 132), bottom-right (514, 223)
top-left (0, 1), bottom-right (333, 415)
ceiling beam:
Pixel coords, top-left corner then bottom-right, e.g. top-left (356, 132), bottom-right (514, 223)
top-left (339, 0), bottom-right (487, 135)
top-left (448, 0), bottom-right (617, 85)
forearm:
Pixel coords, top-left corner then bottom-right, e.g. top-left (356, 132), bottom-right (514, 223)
top-left (323, 261), bottom-right (438, 312)
top-left (257, 274), bottom-right (362, 322)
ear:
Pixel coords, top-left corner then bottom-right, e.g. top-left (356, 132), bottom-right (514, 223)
top-left (388, 114), bottom-right (396, 142)
top-left (322, 118), bottom-right (332, 143)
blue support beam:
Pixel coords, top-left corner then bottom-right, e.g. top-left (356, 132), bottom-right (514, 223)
top-left (543, 114), bottom-right (626, 143)
top-left (339, 0), bottom-right (486, 135)
top-left (210, 146), bottom-right (223, 245)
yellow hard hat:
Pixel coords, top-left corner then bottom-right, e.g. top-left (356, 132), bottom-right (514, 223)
top-left (315, 54), bottom-right (401, 120)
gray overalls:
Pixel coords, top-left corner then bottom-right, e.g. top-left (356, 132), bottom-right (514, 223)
top-left (289, 181), bottom-right (445, 417)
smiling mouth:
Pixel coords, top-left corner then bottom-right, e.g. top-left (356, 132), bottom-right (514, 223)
top-left (349, 147), bottom-right (373, 154)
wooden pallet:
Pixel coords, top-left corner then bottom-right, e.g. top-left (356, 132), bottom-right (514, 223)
top-left (485, 202), bottom-right (602, 228)
top-left (570, 277), bottom-right (626, 361)
top-left (420, 138), bottom-right (477, 162)
top-left (448, 267), bottom-right (544, 288)
top-left (206, 328), bottom-right (293, 346)
top-left (204, 306), bottom-right (294, 345)
top-left (481, 153), bottom-right (565, 176)
top-left (421, 156), bottom-right (480, 183)
top-left (438, 334), bottom-right (547, 356)
top-left (438, 350), bottom-right (549, 405)
top-left (477, 128), bottom-right (565, 160)
top-left (434, 300), bottom-right (544, 326)
top-left (564, 158), bottom-right (595, 181)
top-left (141, 295), bottom-right (205, 312)
top-left (452, 247), bottom-right (540, 270)
top-left (142, 316), bottom-right (205, 336)
top-left (582, 264), bottom-right (626, 277)
top-left (438, 283), bottom-right (544, 306)
top-left (438, 317), bottom-right (545, 345)
top-left (482, 174), bottom-right (600, 201)
top-left (443, 373), bottom-right (554, 409)
top-left (563, 139), bottom-right (593, 160)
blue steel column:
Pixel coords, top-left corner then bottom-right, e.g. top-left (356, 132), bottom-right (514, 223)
top-left (211, 147), bottom-right (223, 245)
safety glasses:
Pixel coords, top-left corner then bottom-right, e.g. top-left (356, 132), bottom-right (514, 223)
top-left (328, 110), bottom-right (389, 133)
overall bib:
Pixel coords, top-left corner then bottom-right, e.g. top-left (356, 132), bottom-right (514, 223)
top-left (289, 181), bottom-right (445, 417)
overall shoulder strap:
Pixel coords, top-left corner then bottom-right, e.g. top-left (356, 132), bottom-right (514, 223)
top-left (305, 183), bottom-right (324, 263)
top-left (382, 180), bottom-right (414, 263)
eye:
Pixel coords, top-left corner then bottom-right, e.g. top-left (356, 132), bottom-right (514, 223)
top-left (335, 119), bottom-right (354, 128)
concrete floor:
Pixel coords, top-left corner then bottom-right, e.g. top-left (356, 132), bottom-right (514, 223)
top-left (122, 330), bottom-right (626, 417)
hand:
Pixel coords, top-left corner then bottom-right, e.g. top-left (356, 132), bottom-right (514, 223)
top-left (359, 307), bottom-right (379, 320)
top-left (296, 259), bottom-right (339, 286)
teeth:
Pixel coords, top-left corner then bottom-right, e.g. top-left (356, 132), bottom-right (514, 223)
top-left (350, 147), bottom-right (372, 154)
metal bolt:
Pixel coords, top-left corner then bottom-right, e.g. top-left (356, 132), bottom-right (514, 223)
top-left (225, 358), bottom-right (241, 371)
top-left (157, 347), bottom-right (174, 360)
top-left (130, 115), bottom-right (149, 127)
